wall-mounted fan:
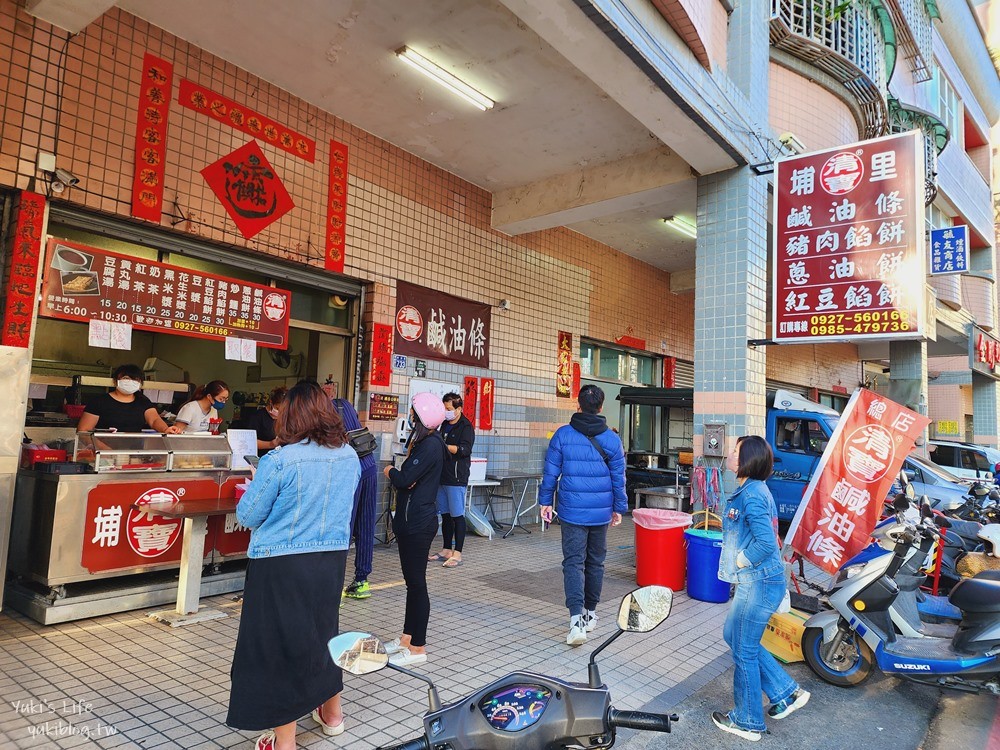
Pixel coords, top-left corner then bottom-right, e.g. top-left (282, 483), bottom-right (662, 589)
top-left (267, 346), bottom-right (304, 377)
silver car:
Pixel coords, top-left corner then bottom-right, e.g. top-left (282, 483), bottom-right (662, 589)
top-left (900, 453), bottom-right (971, 512)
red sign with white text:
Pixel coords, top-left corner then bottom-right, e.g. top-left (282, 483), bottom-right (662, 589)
top-left (479, 377), bottom-right (495, 432)
top-left (773, 132), bottom-right (924, 343)
top-left (393, 282), bottom-right (491, 368)
top-left (787, 389), bottom-right (930, 574)
top-left (971, 326), bottom-right (1000, 380)
top-left (39, 238), bottom-right (291, 348)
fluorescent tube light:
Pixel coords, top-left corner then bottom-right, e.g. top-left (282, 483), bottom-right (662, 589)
top-left (396, 46), bottom-right (494, 111)
top-left (663, 215), bottom-right (697, 239)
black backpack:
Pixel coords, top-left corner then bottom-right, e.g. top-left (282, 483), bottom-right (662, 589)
top-left (333, 400), bottom-right (378, 458)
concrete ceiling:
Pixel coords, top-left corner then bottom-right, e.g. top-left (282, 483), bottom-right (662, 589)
top-left (113, 0), bottom-right (703, 271)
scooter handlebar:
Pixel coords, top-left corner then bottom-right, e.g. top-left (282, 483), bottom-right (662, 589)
top-left (608, 708), bottom-right (677, 733)
top-left (377, 738), bottom-right (430, 750)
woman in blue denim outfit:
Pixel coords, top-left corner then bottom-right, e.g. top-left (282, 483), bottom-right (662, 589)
top-left (713, 435), bottom-right (810, 742)
top-left (227, 381), bottom-right (360, 750)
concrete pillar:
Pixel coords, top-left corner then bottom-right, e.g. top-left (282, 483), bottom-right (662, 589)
top-left (889, 340), bottom-right (929, 450)
top-left (727, 0), bottom-right (770, 103)
top-left (972, 375), bottom-right (1000, 447)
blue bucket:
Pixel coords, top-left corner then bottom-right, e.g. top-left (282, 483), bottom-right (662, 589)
top-left (684, 528), bottom-right (731, 603)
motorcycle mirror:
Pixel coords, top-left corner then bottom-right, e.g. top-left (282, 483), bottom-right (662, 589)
top-left (920, 497), bottom-right (934, 519)
top-left (892, 493), bottom-right (910, 512)
top-left (326, 632), bottom-right (389, 675)
top-left (934, 515), bottom-right (952, 529)
top-left (617, 585), bottom-right (673, 633)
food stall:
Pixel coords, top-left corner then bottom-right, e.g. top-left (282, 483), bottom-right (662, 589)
top-left (617, 387), bottom-right (695, 509)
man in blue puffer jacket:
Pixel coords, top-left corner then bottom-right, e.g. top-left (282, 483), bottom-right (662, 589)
top-left (540, 384), bottom-right (627, 646)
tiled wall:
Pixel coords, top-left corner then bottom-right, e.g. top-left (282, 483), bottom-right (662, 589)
top-left (767, 342), bottom-right (860, 391)
top-left (768, 63), bottom-right (860, 152)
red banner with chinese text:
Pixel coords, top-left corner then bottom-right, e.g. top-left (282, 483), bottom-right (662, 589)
top-left (178, 79), bottom-right (316, 162)
top-left (464, 376), bottom-right (479, 428)
top-left (773, 132), bottom-right (924, 344)
top-left (479, 377), bottom-right (495, 432)
top-left (393, 282), bottom-right (491, 368)
top-left (787, 389), bottom-right (930, 575)
top-left (557, 331), bottom-right (572, 398)
top-left (131, 54), bottom-right (173, 222)
top-left (663, 356), bottom-right (676, 388)
top-left (201, 141), bottom-right (294, 239)
top-left (2, 191), bottom-right (45, 347)
top-left (370, 323), bottom-right (393, 387)
top-left (325, 140), bottom-right (349, 272)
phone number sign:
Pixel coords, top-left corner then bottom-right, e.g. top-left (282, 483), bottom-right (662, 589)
top-left (772, 132), bottom-right (925, 343)
top-left (39, 238), bottom-right (291, 348)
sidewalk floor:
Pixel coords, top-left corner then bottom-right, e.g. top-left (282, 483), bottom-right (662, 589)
top-left (0, 517), bottom-right (732, 749)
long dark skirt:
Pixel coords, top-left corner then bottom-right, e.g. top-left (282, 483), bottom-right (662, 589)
top-left (227, 550), bottom-right (347, 730)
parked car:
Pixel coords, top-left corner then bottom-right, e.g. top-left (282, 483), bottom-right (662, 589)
top-left (900, 452), bottom-right (972, 512)
top-left (927, 439), bottom-right (1000, 482)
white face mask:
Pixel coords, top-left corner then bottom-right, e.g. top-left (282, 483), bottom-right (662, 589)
top-left (444, 410), bottom-right (456, 421)
top-left (116, 379), bottom-right (141, 395)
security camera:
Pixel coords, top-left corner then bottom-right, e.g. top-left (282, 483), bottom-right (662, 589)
top-left (53, 168), bottom-right (80, 187)
top-left (778, 132), bottom-right (808, 156)
top-left (498, 299), bottom-right (511, 311)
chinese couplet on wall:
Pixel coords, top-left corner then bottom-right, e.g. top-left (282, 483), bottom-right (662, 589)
top-left (370, 323), bottom-right (393, 387)
top-left (39, 238), bottom-right (291, 348)
top-left (773, 131), bottom-right (925, 343)
top-left (464, 376), bottom-right (479, 428)
top-left (557, 331), bottom-right (572, 398)
top-left (325, 140), bottom-right (349, 272)
top-left (393, 282), bottom-right (491, 368)
top-left (201, 141), bottom-right (294, 239)
top-left (786, 389), bottom-right (930, 575)
top-left (2, 191), bottom-right (45, 347)
top-left (479, 377), bottom-right (495, 432)
top-left (131, 54), bottom-right (173, 223)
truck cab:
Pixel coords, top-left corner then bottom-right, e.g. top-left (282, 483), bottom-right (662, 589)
top-left (765, 390), bottom-right (840, 521)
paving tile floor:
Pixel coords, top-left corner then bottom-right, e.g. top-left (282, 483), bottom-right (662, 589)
top-left (0, 518), bottom-right (732, 749)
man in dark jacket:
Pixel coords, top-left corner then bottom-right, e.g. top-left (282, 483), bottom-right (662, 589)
top-left (430, 393), bottom-right (475, 567)
top-left (540, 385), bottom-right (626, 646)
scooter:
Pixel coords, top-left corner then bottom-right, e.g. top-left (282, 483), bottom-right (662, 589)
top-left (327, 586), bottom-right (679, 750)
top-left (802, 492), bottom-right (1000, 694)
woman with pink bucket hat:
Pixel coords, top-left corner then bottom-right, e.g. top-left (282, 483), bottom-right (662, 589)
top-left (381, 392), bottom-right (447, 667)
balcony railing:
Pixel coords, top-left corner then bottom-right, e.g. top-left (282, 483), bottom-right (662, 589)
top-left (770, 0), bottom-right (893, 137)
top-left (888, 97), bottom-right (948, 204)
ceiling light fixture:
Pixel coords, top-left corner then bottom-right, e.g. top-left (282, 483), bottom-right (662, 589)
top-left (663, 215), bottom-right (697, 239)
top-left (396, 46), bottom-right (494, 111)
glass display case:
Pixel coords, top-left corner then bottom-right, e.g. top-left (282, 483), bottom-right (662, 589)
top-left (163, 434), bottom-right (233, 471)
top-left (73, 432), bottom-right (169, 472)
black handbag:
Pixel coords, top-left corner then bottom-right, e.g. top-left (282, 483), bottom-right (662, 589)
top-left (333, 400), bottom-right (377, 458)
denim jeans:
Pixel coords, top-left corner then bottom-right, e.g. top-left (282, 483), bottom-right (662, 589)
top-left (561, 521), bottom-right (608, 616)
top-left (723, 574), bottom-right (798, 731)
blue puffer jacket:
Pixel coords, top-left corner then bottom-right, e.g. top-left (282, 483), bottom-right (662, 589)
top-left (539, 413), bottom-right (627, 526)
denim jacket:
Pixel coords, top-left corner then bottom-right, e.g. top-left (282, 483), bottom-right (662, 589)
top-left (718, 479), bottom-right (784, 584)
top-left (237, 440), bottom-right (361, 559)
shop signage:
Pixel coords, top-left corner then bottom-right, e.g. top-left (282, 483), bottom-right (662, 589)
top-left (370, 322), bottom-right (393, 387)
top-left (131, 53), bottom-right (173, 223)
top-left (479, 377), bottom-right (495, 432)
top-left (2, 191), bottom-right (45, 348)
top-left (936, 420), bottom-right (960, 436)
top-left (557, 331), bottom-right (572, 398)
top-left (39, 238), bottom-right (291, 349)
top-left (464, 376), bottom-right (479, 428)
top-left (971, 326), bottom-right (1000, 379)
top-left (368, 393), bottom-right (399, 421)
top-left (201, 141), bottom-right (294, 239)
top-left (614, 334), bottom-right (646, 350)
top-left (929, 225), bottom-right (969, 275)
top-left (393, 282), bottom-right (491, 368)
top-left (325, 140), bottom-right (349, 273)
top-left (415, 359), bottom-right (427, 378)
top-left (786, 389), bottom-right (929, 575)
top-left (178, 79), bottom-right (316, 162)
top-left (773, 131), bottom-right (925, 344)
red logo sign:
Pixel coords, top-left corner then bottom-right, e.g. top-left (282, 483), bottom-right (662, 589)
top-left (263, 292), bottom-right (287, 322)
top-left (977, 333), bottom-right (1000, 369)
top-left (819, 152), bottom-right (865, 195)
top-left (126, 487), bottom-right (183, 558)
top-left (396, 305), bottom-right (423, 342)
top-left (201, 141), bottom-right (295, 239)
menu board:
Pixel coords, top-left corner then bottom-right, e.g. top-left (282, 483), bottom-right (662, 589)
top-left (39, 238), bottom-right (291, 349)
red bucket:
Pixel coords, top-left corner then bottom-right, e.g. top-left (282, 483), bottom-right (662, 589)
top-left (633, 509), bottom-right (692, 591)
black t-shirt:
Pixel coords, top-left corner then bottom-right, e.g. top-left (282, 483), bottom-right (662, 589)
top-left (84, 392), bottom-right (155, 432)
top-left (245, 408), bottom-right (276, 455)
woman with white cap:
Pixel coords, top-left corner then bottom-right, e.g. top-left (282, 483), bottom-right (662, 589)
top-left (382, 392), bottom-right (447, 667)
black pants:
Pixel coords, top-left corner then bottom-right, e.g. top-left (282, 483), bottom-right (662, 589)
top-left (442, 513), bottom-right (466, 552)
top-left (397, 528), bottom-right (436, 647)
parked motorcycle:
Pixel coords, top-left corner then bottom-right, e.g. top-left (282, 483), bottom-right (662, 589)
top-left (327, 586), bottom-right (679, 750)
top-left (802, 491), bottom-right (1000, 694)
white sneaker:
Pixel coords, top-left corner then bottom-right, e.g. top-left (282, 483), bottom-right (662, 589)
top-left (383, 638), bottom-right (403, 655)
top-left (566, 623), bottom-right (587, 646)
top-left (389, 647), bottom-right (427, 667)
top-left (584, 611), bottom-right (598, 632)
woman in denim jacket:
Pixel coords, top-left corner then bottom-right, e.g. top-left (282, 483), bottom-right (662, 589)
top-left (713, 436), bottom-right (809, 742)
top-left (227, 381), bottom-right (360, 750)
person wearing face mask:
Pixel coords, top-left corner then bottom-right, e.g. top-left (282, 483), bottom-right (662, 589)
top-left (174, 380), bottom-right (230, 434)
top-left (77, 364), bottom-right (176, 433)
top-left (429, 392), bottom-right (475, 568)
top-left (245, 387), bottom-right (287, 455)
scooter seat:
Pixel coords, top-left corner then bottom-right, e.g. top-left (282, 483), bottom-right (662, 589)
top-left (947, 517), bottom-right (982, 540)
top-left (949, 576), bottom-right (1000, 613)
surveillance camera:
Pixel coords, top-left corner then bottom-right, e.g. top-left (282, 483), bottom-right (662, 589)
top-left (498, 299), bottom-right (511, 311)
top-left (53, 168), bottom-right (80, 187)
top-left (778, 132), bottom-right (808, 156)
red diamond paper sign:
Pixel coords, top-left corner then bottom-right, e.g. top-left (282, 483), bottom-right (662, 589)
top-left (201, 141), bottom-right (294, 239)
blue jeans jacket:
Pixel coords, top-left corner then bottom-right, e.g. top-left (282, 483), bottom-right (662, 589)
top-left (718, 479), bottom-right (784, 584)
top-left (237, 439), bottom-right (361, 558)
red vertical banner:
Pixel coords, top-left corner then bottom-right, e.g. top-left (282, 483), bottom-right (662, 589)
top-left (479, 377), bottom-right (495, 432)
top-left (325, 140), bottom-right (349, 273)
top-left (556, 331), bottom-right (572, 397)
top-left (572, 363), bottom-right (581, 398)
top-left (787, 388), bottom-right (930, 574)
top-left (463, 376), bottom-right (479, 428)
top-left (131, 53), bottom-right (173, 223)
top-left (2, 191), bottom-right (45, 347)
top-left (663, 356), bottom-right (676, 388)
top-left (370, 323), bottom-right (393, 387)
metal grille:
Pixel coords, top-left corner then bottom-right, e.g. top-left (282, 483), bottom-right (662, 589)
top-left (893, 0), bottom-right (933, 82)
top-left (674, 359), bottom-right (694, 388)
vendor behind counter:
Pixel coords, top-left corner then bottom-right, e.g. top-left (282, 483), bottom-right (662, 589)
top-left (76, 363), bottom-right (177, 434)
top-left (242, 386), bottom-right (287, 455)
